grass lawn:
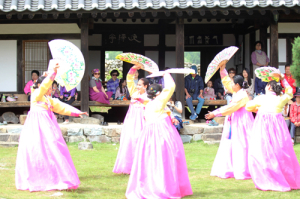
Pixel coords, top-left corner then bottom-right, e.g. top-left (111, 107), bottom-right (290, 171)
top-left (1, 141), bottom-right (300, 199)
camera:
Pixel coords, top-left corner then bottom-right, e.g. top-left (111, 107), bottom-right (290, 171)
top-left (190, 89), bottom-right (195, 94)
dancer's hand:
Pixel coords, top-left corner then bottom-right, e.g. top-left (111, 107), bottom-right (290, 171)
top-left (53, 63), bottom-right (60, 73)
top-left (79, 112), bottom-right (88, 118)
top-left (132, 64), bottom-right (142, 70)
top-left (172, 118), bottom-right (179, 125)
top-left (205, 111), bottom-right (215, 119)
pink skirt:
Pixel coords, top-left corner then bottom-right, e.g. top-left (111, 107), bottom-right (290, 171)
top-left (113, 104), bottom-right (145, 174)
top-left (211, 107), bottom-right (254, 180)
top-left (248, 111), bottom-right (300, 191)
top-left (15, 107), bottom-right (80, 192)
top-left (126, 116), bottom-right (193, 199)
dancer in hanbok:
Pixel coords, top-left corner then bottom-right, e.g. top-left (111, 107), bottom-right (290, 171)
top-left (126, 70), bottom-right (193, 199)
top-left (15, 64), bottom-right (88, 192)
top-left (205, 65), bottom-right (254, 180)
top-left (113, 66), bottom-right (150, 174)
top-left (246, 76), bottom-right (300, 191)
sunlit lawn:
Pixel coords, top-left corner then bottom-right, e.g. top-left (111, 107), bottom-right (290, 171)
top-left (1, 141), bottom-right (300, 199)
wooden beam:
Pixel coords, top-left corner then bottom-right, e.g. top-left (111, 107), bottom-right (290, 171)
top-left (222, 10), bottom-right (229, 15)
top-left (0, 34), bottom-right (80, 40)
top-left (286, 36), bottom-right (292, 64)
top-left (260, 26), bottom-right (268, 53)
top-left (17, 40), bottom-right (23, 93)
top-left (42, 13), bottom-right (47, 19)
top-left (77, 13), bottom-right (82, 18)
top-left (270, 21), bottom-right (278, 68)
top-left (284, 9), bottom-right (291, 15)
top-left (177, 11), bottom-right (183, 16)
top-left (187, 10), bottom-right (193, 16)
top-left (211, 10), bottom-right (217, 16)
top-left (175, 17), bottom-right (185, 119)
top-left (158, 20), bottom-right (166, 70)
top-left (250, 31), bottom-right (255, 77)
top-left (53, 13), bottom-right (59, 19)
top-left (247, 10), bottom-right (253, 15)
top-left (80, 16), bottom-right (90, 115)
top-left (132, 18), bottom-right (136, 22)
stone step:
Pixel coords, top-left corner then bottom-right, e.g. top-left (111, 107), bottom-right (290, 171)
top-left (204, 140), bottom-right (220, 145)
top-left (0, 133), bottom-right (20, 142)
top-left (180, 123), bottom-right (223, 135)
top-left (0, 141), bottom-right (19, 147)
top-left (202, 133), bottom-right (222, 142)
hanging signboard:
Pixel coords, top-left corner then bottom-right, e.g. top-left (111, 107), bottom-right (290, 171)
top-left (103, 33), bottom-right (144, 47)
top-left (184, 34), bottom-right (223, 45)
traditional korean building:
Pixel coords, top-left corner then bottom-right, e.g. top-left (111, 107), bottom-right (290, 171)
top-left (0, 0), bottom-right (299, 115)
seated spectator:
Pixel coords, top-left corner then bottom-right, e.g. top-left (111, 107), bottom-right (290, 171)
top-left (115, 79), bottom-right (130, 100)
top-left (59, 86), bottom-right (76, 124)
top-left (203, 80), bottom-right (216, 100)
top-left (107, 69), bottom-right (120, 99)
top-left (282, 102), bottom-right (290, 128)
top-left (242, 68), bottom-right (254, 100)
top-left (167, 93), bottom-right (183, 133)
top-left (214, 78), bottom-right (224, 100)
top-left (184, 65), bottom-right (205, 120)
top-left (147, 74), bottom-right (162, 85)
top-left (281, 64), bottom-right (297, 101)
top-left (24, 70), bottom-right (39, 101)
top-left (51, 81), bottom-right (60, 98)
top-left (290, 92), bottom-right (300, 145)
top-left (134, 70), bottom-right (139, 86)
top-left (89, 69), bottom-right (112, 105)
top-left (254, 76), bottom-right (268, 97)
top-left (224, 68), bottom-right (235, 104)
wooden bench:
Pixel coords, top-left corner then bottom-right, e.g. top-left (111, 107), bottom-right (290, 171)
top-left (0, 99), bottom-right (227, 108)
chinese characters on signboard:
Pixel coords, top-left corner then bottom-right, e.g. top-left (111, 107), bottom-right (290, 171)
top-left (103, 33), bottom-right (143, 46)
top-left (184, 34), bottom-right (223, 45)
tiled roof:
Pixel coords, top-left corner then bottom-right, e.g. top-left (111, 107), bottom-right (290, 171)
top-left (0, 0), bottom-right (299, 12)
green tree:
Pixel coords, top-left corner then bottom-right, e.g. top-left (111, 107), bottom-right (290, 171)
top-left (291, 37), bottom-right (300, 86)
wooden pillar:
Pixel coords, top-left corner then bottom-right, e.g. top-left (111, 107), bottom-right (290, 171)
top-left (270, 22), bottom-right (278, 68)
top-left (17, 40), bottom-right (23, 93)
top-left (260, 26), bottom-right (268, 53)
top-left (158, 20), bottom-right (166, 70)
top-left (249, 31), bottom-right (256, 78)
top-left (80, 16), bottom-right (90, 115)
top-left (175, 18), bottom-right (185, 119)
top-left (100, 50), bottom-right (105, 81)
top-left (286, 36), bottom-right (292, 64)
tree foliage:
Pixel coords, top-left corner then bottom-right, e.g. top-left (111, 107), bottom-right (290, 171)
top-left (184, 52), bottom-right (201, 65)
top-left (291, 37), bottom-right (300, 87)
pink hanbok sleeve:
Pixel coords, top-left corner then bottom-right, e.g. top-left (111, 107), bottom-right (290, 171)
top-left (24, 80), bottom-right (33, 94)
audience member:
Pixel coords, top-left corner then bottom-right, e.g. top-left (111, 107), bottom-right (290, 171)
top-left (107, 69), bottom-right (120, 99)
top-left (214, 78), bottom-right (224, 100)
top-left (115, 79), bottom-right (130, 100)
top-left (167, 93), bottom-right (183, 133)
top-left (134, 70), bottom-right (139, 86)
top-left (203, 80), bottom-right (216, 100)
top-left (184, 65), bottom-right (204, 120)
top-left (59, 86), bottom-right (76, 124)
top-left (24, 70), bottom-right (39, 101)
top-left (289, 92), bottom-right (300, 145)
top-left (251, 41), bottom-right (269, 80)
top-left (89, 69), bottom-right (112, 105)
top-left (51, 81), bottom-right (60, 98)
top-left (281, 64), bottom-right (296, 101)
top-left (242, 68), bottom-right (254, 100)
top-left (224, 68), bottom-right (235, 104)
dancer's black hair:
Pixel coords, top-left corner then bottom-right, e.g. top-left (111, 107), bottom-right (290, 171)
top-left (267, 80), bottom-right (282, 96)
top-left (147, 83), bottom-right (162, 99)
top-left (233, 75), bottom-right (249, 89)
top-left (32, 76), bottom-right (47, 89)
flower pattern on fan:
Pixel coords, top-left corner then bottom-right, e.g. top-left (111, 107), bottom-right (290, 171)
top-left (115, 53), bottom-right (159, 73)
top-left (49, 40), bottom-right (85, 92)
top-left (255, 66), bottom-right (280, 82)
top-left (205, 46), bottom-right (239, 83)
